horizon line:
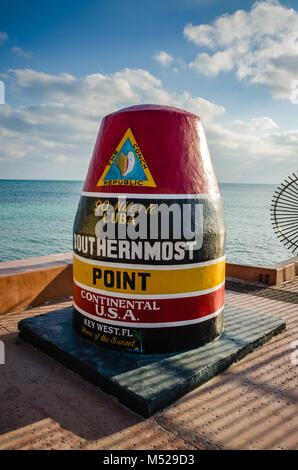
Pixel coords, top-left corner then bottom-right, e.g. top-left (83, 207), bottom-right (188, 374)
top-left (0, 178), bottom-right (278, 185)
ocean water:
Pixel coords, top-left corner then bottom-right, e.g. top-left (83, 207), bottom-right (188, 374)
top-left (0, 179), bottom-right (292, 266)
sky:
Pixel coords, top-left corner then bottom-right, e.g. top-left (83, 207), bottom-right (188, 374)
top-left (0, 0), bottom-right (298, 183)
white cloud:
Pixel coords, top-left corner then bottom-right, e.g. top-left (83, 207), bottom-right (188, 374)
top-left (0, 68), bottom-right (225, 178)
top-left (233, 117), bottom-right (279, 132)
top-left (190, 50), bottom-right (234, 76)
top-left (0, 66), bottom-right (296, 182)
top-left (205, 121), bottom-right (298, 182)
top-left (153, 51), bottom-right (187, 72)
top-left (177, 92), bottom-right (225, 123)
top-left (0, 32), bottom-right (8, 45)
top-left (8, 68), bottom-right (224, 122)
top-left (11, 46), bottom-right (32, 59)
top-left (153, 51), bottom-right (174, 67)
top-left (185, 0), bottom-right (298, 98)
top-left (184, 24), bottom-right (215, 48)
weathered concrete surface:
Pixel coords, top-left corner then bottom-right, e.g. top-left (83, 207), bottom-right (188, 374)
top-left (18, 306), bottom-right (285, 418)
top-left (0, 279), bottom-right (298, 449)
top-left (0, 254), bottom-right (73, 314)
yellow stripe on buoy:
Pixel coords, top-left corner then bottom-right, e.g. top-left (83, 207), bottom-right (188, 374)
top-left (73, 256), bottom-right (225, 296)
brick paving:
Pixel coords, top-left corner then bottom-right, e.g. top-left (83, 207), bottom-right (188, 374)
top-left (0, 280), bottom-right (297, 450)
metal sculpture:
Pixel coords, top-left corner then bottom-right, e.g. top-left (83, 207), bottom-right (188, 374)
top-left (271, 172), bottom-right (298, 254)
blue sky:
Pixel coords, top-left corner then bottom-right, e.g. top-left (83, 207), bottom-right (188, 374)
top-left (0, 0), bottom-right (298, 182)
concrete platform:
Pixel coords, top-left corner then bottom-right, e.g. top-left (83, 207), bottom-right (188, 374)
top-left (18, 305), bottom-right (285, 418)
top-left (1, 278), bottom-right (298, 450)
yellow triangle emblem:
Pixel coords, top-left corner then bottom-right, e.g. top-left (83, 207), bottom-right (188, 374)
top-left (97, 128), bottom-right (156, 187)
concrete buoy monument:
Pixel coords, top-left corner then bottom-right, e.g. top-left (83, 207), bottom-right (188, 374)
top-left (18, 104), bottom-right (286, 416)
top-left (72, 104), bottom-right (226, 353)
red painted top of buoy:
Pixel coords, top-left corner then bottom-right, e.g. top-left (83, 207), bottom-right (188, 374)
top-left (83, 104), bottom-right (219, 195)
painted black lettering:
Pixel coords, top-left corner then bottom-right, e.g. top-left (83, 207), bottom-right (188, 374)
top-left (104, 270), bottom-right (114, 287)
top-left (123, 271), bottom-right (135, 290)
top-left (93, 268), bottom-right (102, 285)
top-left (138, 272), bottom-right (151, 290)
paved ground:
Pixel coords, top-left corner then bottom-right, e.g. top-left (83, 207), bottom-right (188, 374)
top-left (0, 279), bottom-right (297, 450)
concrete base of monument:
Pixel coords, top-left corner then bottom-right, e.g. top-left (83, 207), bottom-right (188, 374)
top-left (18, 306), bottom-right (285, 418)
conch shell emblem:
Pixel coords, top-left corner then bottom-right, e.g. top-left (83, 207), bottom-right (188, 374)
top-left (115, 151), bottom-right (135, 177)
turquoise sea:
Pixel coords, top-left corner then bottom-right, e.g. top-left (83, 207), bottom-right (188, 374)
top-left (0, 179), bottom-right (292, 266)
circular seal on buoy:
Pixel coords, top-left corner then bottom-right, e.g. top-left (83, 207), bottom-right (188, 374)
top-left (72, 104), bottom-right (226, 354)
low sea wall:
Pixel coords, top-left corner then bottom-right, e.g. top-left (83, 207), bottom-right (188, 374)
top-left (0, 253), bottom-right (297, 315)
